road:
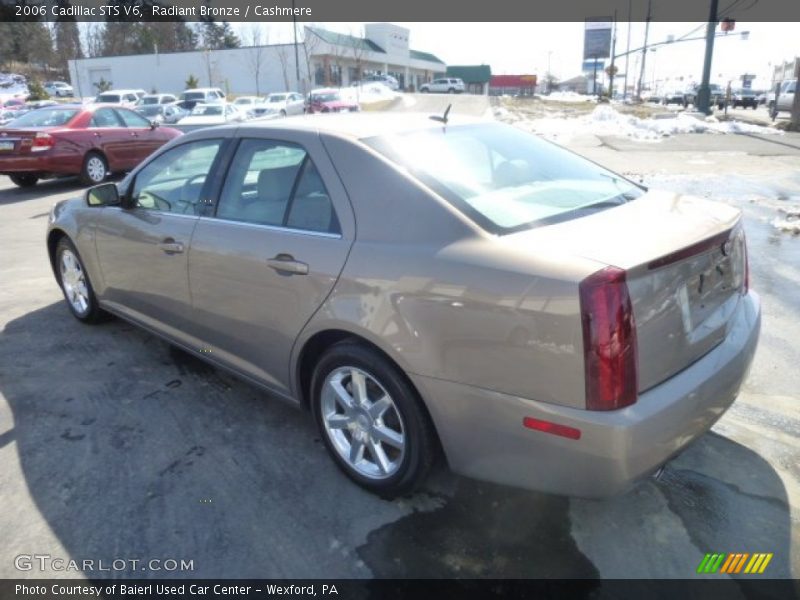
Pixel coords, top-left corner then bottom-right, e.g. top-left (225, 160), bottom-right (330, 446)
top-left (0, 120), bottom-right (798, 583)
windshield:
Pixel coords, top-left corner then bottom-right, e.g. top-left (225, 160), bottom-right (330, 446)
top-left (96, 94), bottom-right (121, 103)
top-left (191, 105), bottom-right (223, 116)
top-left (268, 94), bottom-right (287, 103)
top-left (7, 108), bottom-right (79, 128)
top-left (365, 123), bottom-right (644, 234)
top-left (312, 92), bottom-right (339, 103)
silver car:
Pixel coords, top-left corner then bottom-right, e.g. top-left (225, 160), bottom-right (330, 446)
top-left (46, 114), bottom-right (760, 498)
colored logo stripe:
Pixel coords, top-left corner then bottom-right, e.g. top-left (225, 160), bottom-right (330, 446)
top-left (698, 553), bottom-right (773, 575)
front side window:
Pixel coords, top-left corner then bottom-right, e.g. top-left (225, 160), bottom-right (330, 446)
top-left (216, 139), bottom-right (340, 234)
top-left (365, 123), bottom-right (643, 234)
top-left (131, 140), bottom-right (223, 215)
top-left (116, 108), bottom-right (150, 128)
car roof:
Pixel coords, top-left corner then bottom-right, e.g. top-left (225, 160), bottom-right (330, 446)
top-left (234, 112), bottom-right (489, 140)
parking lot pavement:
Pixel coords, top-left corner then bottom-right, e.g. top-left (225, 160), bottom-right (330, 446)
top-left (0, 130), bottom-right (798, 581)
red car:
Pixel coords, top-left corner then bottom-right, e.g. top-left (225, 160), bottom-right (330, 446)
top-left (305, 88), bottom-right (360, 114)
top-left (0, 104), bottom-right (181, 187)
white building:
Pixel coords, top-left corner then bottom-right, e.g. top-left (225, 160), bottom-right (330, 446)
top-left (68, 24), bottom-right (446, 97)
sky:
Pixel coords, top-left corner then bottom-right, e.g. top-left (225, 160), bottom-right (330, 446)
top-left (241, 21), bottom-right (799, 91)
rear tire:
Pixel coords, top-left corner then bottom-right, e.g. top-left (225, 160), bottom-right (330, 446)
top-left (80, 152), bottom-right (107, 186)
top-left (311, 341), bottom-right (437, 498)
top-left (9, 174), bottom-right (38, 188)
top-left (55, 237), bottom-right (107, 323)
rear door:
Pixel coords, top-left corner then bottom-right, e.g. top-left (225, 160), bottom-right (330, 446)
top-left (187, 132), bottom-right (354, 394)
top-left (95, 138), bottom-right (229, 344)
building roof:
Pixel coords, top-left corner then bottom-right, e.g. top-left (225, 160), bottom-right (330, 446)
top-left (307, 27), bottom-right (445, 65)
top-left (409, 49), bottom-right (445, 64)
top-left (307, 27), bottom-right (385, 53)
top-left (446, 65), bottom-right (492, 83)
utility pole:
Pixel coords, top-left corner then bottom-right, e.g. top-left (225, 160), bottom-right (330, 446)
top-left (636, 0), bottom-right (652, 100)
top-left (696, 0), bottom-right (720, 115)
top-left (609, 10), bottom-right (617, 98)
top-left (623, 0), bottom-right (632, 100)
top-left (292, 0), bottom-right (301, 91)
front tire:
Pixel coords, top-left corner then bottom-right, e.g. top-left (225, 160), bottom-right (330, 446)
top-left (55, 237), bottom-right (106, 323)
top-left (9, 174), bottom-right (38, 187)
top-left (80, 152), bottom-right (107, 186)
top-left (311, 341), bottom-right (437, 498)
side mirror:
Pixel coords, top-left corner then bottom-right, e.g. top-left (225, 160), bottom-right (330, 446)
top-left (86, 182), bottom-right (120, 207)
top-left (150, 120), bottom-right (159, 129)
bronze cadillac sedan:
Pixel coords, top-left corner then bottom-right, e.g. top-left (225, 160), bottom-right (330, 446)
top-left (46, 114), bottom-right (761, 498)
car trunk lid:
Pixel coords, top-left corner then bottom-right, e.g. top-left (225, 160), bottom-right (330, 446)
top-left (504, 189), bottom-right (747, 394)
top-left (0, 127), bottom-right (57, 155)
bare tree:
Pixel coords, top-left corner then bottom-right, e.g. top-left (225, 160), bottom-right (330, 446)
top-left (348, 25), bottom-right (368, 85)
top-left (301, 26), bottom-right (322, 93)
top-left (276, 44), bottom-right (292, 91)
top-left (243, 24), bottom-right (269, 96)
top-left (83, 23), bottom-right (105, 58)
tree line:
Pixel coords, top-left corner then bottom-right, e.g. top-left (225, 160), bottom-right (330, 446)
top-left (0, 19), bottom-right (241, 75)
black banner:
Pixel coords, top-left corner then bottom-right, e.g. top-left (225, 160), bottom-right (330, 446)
top-left (1, 579), bottom-right (799, 600)
top-left (1, 0), bottom-right (800, 22)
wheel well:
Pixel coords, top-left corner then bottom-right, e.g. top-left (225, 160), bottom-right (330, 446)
top-left (47, 229), bottom-right (67, 276)
top-left (84, 149), bottom-right (108, 167)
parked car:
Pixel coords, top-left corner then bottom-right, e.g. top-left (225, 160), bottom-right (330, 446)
top-left (661, 91), bottom-right (684, 106)
top-left (138, 94), bottom-right (177, 106)
top-left (0, 110), bottom-right (17, 126)
top-left (730, 88), bottom-right (758, 109)
top-left (0, 104), bottom-right (181, 187)
top-left (357, 74), bottom-right (400, 91)
top-left (46, 114), bottom-right (760, 498)
top-left (94, 90), bottom-right (141, 107)
top-left (683, 83), bottom-right (724, 109)
top-left (135, 103), bottom-right (188, 125)
top-left (259, 92), bottom-right (305, 117)
top-left (44, 81), bottom-right (74, 97)
top-left (306, 89), bottom-right (359, 113)
top-left (419, 78), bottom-right (465, 94)
top-left (769, 80), bottom-right (796, 120)
top-left (2, 98), bottom-right (26, 110)
top-left (177, 103), bottom-right (243, 126)
top-left (179, 88), bottom-right (226, 111)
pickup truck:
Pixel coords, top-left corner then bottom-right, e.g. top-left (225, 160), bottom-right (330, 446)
top-left (769, 80), bottom-right (796, 120)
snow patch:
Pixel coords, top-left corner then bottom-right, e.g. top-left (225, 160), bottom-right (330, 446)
top-left (495, 104), bottom-right (783, 143)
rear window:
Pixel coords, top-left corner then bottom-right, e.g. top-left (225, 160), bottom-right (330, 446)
top-left (96, 94), bottom-right (121, 103)
top-left (141, 97), bottom-right (160, 105)
top-left (365, 123), bottom-right (644, 234)
top-left (8, 108), bottom-right (79, 128)
top-left (184, 92), bottom-right (206, 101)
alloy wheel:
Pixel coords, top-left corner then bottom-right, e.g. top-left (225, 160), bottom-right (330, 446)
top-left (60, 249), bottom-right (90, 315)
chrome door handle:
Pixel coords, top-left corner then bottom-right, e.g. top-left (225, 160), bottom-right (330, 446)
top-left (267, 254), bottom-right (308, 275)
top-left (158, 239), bottom-right (184, 254)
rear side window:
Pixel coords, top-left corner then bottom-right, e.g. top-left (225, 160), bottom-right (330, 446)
top-left (365, 123), bottom-right (643, 234)
top-left (216, 139), bottom-right (340, 234)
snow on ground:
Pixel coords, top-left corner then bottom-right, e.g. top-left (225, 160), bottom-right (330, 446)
top-left (0, 84), bottom-right (29, 103)
top-left (495, 104), bottom-right (782, 143)
top-left (542, 91), bottom-right (598, 103)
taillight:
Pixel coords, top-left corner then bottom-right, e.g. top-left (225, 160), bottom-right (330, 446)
top-left (31, 132), bottom-right (55, 152)
top-left (579, 266), bottom-right (638, 411)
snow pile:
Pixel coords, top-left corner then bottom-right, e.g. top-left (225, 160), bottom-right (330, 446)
top-left (502, 104), bottom-right (782, 142)
top-left (543, 91), bottom-right (598, 103)
top-left (771, 207), bottom-right (800, 235)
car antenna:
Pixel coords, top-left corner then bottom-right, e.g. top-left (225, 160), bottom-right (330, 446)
top-left (429, 104), bottom-right (452, 125)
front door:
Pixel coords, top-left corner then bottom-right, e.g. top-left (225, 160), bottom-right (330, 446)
top-left (95, 138), bottom-right (226, 344)
top-left (187, 136), bottom-right (353, 393)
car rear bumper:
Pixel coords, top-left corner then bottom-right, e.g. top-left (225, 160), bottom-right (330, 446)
top-left (0, 151), bottom-right (77, 175)
top-left (412, 291), bottom-right (760, 497)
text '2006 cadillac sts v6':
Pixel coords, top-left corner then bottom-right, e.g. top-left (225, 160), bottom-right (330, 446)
top-left (46, 113), bottom-right (760, 498)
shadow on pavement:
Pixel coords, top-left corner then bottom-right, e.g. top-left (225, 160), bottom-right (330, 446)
top-left (0, 301), bottom-right (793, 582)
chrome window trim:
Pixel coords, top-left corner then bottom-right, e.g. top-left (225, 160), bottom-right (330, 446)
top-left (198, 216), bottom-right (343, 240)
top-left (105, 206), bottom-right (200, 220)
